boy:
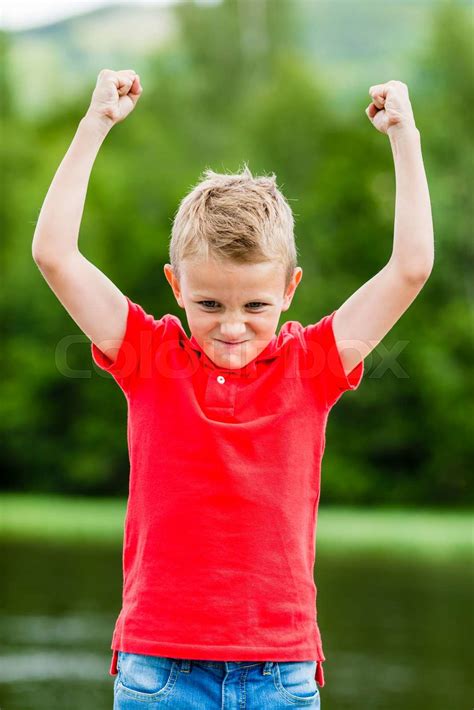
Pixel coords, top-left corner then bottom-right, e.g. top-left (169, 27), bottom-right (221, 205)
top-left (32, 69), bottom-right (434, 708)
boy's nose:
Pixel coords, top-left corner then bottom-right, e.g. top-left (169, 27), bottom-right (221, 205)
top-left (219, 322), bottom-right (247, 340)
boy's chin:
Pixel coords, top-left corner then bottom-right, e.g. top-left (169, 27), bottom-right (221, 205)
top-left (210, 354), bottom-right (248, 370)
top-left (205, 344), bottom-right (253, 370)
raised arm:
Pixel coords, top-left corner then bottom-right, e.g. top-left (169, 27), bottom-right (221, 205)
top-left (32, 69), bottom-right (143, 364)
top-left (332, 80), bottom-right (434, 375)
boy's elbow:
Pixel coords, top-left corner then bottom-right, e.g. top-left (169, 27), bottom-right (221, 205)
top-left (32, 249), bottom-right (61, 276)
top-left (32, 249), bottom-right (49, 269)
top-left (409, 260), bottom-right (433, 286)
top-left (32, 245), bottom-right (41, 265)
top-left (391, 255), bottom-right (434, 287)
top-left (32, 238), bottom-right (46, 266)
top-left (403, 267), bottom-right (432, 288)
top-left (32, 247), bottom-right (43, 267)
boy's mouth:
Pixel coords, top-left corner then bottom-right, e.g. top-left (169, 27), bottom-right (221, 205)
top-left (216, 339), bottom-right (248, 346)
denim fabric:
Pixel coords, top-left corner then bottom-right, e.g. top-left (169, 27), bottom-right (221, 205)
top-left (113, 651), bottom-right (321, 709)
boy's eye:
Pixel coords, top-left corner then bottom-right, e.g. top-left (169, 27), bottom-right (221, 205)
top-left (197, 301), bottom-right (266, 310)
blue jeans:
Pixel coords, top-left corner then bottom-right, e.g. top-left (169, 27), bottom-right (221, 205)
top-left (113, 652), bottom-right (321, 709)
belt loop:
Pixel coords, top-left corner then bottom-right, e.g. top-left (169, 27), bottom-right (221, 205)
top-left (262, 661), bottom-right (273, 675)
top-left (179, 659), bottom-right (192, 674)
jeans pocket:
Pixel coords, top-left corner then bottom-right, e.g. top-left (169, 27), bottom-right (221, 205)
top-left (273, 661), bottom-right (319, 705)
top-left (116, 652), bottom-right (179, 702)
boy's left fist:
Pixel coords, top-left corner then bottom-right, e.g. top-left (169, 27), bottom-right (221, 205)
top-left (365, 80), bottom-right (417, 136)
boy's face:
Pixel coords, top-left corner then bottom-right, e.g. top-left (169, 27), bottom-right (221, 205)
top-left (164, 257), bottom-right (303, 370)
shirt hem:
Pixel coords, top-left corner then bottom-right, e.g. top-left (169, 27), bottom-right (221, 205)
top-left (108, 639), bottom-right (326, 686)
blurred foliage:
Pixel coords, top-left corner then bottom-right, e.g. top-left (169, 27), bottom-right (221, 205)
top-left (1, 0), bottom-right (472, 504)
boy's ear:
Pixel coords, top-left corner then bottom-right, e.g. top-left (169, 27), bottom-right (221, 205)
top-left (163, 264), bottom-right (184, 308)
top-left (281, 267), bottom-right (303, 312)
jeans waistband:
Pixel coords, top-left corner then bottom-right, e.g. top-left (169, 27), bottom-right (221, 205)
top-left (178, 659), bottom-right (274, 675)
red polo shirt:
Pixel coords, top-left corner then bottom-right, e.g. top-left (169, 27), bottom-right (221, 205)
top-left (91, 296), bottom-right (364, 688)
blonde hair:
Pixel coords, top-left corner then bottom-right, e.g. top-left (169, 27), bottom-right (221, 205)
top-left (169, 164), bottom-right (298, 291)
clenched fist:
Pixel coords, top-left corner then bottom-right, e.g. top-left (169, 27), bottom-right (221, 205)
top-left (86, 69), bottom-right (143, 128)
top-left (365, 80), bottom-right (417, 136)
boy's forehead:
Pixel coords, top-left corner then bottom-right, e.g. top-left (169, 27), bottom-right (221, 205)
top-left (181, 258), bottom-right (285, 295)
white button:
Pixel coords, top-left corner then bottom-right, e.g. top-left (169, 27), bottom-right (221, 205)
top-left (217, 375), bottom-right (226, 384)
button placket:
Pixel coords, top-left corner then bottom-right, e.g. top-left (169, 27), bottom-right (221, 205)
top-left (204, 371), bottom-right (237, 411)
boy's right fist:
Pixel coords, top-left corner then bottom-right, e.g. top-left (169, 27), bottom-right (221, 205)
top-left (86, 69), bottom-right (143, 128)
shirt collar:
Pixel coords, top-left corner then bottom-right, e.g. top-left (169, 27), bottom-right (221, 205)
top-left (183, 327), bottom-right (294, 376)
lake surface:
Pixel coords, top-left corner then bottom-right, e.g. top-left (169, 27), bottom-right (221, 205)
top-left (0, 539), bottom-right (471, 709)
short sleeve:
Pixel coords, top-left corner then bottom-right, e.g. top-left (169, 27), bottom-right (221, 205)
top-left (91, 296), bottom-right (169, 395)
top-left (301, 309), bottom-right (364, 409)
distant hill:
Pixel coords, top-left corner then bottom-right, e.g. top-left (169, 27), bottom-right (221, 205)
top-left (4, 3), bottom-right (178, 117)
top-left (3, 0), bottom-right (471, 118)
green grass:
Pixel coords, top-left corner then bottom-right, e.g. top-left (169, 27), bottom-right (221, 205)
top-left (0, 493), bottom-right (126, 545)
top-left (316, 506), bottom-right (472, 560)
top-left (0, 493), bottom-right (472, 559)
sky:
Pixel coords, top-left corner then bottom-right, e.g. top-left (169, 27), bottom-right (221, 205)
top-left (0, 0), bottom-right (220, 31)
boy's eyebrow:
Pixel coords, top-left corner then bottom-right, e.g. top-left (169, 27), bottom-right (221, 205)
top-left (192, 293), bottom-right (275, 301)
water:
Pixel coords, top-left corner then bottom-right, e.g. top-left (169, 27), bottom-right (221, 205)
top-left (0, 540), bottom-right (471, 709)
